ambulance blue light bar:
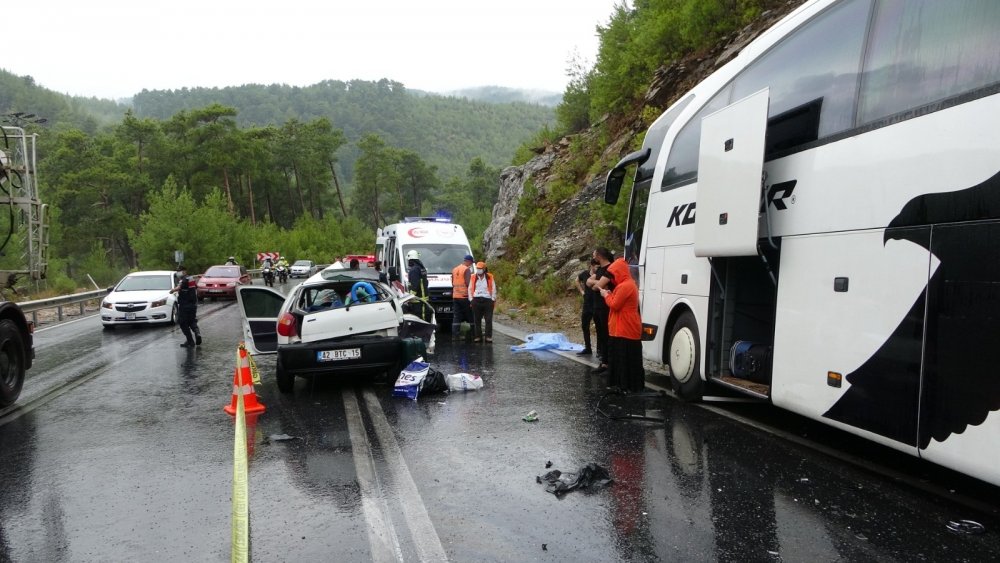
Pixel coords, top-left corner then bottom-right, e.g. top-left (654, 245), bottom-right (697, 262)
top-left (403, 216), bottom-right (451, 223)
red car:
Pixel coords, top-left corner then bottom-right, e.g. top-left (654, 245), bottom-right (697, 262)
top-left (344, 254), bottom-right (377, 267)
top-left (196, 265), bottom-right (251, 300)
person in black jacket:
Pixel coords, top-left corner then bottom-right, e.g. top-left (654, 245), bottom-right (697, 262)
top-left (406, 250), bottom-right (432, 322)
top-left (587, 248), bottom-right (615, 374)
top-left (170, 265), bottom-right (202, 347)
top-left (576, 259), bottom-right (598, 356)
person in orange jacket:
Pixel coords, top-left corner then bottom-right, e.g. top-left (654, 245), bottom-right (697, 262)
top-left (600, 257), bottom-right (644, 392)
top-left (451, 254), bottom-right (475, 337)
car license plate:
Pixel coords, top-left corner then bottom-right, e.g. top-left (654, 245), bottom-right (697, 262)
top-left (125, 312), bottom-right (136, 320)
top-left (317, 348), bottom-right (361, 362)
top-left (436, 306), bottom-right (452, 313)
top-left (208, 289), bottom-right (223, 293)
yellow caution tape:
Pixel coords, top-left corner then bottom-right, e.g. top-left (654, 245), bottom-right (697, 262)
top-left (239, 342), bottom-right (262, 386)
top-left (231, 379), bottom-right (250, 562)
top-left (248, 353), bottom-right (261, 386)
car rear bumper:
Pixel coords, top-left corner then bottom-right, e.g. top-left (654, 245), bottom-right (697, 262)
top-left (278, 335), bottom-right (404, 376)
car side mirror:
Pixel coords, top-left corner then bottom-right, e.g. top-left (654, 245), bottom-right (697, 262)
top-left (106, 286), bottom-right (114, 294)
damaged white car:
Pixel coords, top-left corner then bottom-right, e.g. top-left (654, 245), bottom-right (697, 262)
top-left (236, 268), bottom-right (436, 393)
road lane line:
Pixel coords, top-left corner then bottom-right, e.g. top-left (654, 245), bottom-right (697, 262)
top-left (343, 389), bottom-right (405, 563)
top-left (362, 389), bottom-right (448, 563)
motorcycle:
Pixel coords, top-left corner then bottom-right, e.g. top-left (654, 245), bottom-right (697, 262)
top-left (262, 266), bottom-right (274, 287)
top-left (276, 264), bottom-right (288, 284)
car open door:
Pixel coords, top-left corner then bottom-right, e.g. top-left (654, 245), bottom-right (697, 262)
top-left (236, 285), bottom-right (286, 354)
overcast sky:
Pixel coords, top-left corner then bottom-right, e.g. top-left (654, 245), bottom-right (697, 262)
top-left (7, 0), bottom-right (623, 101)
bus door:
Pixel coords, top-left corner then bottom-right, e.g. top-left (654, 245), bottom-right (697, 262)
top-left (693, 89), bottom-right (779, 395)
top-left (694, 88), bottom-right (769, 258)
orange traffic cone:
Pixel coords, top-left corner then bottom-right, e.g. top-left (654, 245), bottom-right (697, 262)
top-left (224, 343), bottom-right (266, 416)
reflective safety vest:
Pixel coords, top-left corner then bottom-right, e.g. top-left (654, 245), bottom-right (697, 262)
top-left (452, 263), bottom-right (471, 299)
top-left (469, 273), bottom-right (496, 300)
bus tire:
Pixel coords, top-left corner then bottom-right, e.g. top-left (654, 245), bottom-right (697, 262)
top-left (668, 311), bottom-right (703, 402)
top-left (0, 319), bottom-right (27, 408)
top-left (276, 356), bottom-right (294, 393)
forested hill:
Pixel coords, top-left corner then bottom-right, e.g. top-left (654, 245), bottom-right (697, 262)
top-left (132, 79), bottom-right (555, 181)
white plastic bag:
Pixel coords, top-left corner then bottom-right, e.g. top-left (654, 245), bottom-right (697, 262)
top-left (393, 358), bottom-right (429, 400)
top-left (445, 372), bottom-right (483, 392)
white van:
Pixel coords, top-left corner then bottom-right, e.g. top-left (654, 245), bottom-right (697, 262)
top-left (377, 217), bottom-right (473, 325)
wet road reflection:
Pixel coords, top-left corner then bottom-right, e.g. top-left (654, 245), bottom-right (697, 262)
top-left (0, 306), bottom-right (997, 561)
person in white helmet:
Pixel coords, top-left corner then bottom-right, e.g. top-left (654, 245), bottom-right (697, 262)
top-left (406, 250), bottom-right (432, 321)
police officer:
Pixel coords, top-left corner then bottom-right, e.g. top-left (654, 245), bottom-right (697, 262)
top-left (406, 250), bottom-right (432, 321)
top-left (170, 265), bottom-right (202, 347)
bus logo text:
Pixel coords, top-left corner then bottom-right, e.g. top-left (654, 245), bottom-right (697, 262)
top-left (667, 203), bottom-right (697, 227)
top-left (767, 180), bottom-right (797, 210)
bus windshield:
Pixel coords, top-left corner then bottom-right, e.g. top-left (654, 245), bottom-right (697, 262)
top-left (403, 244), bottom-right (470, 274)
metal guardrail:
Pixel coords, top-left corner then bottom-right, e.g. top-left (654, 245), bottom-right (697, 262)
top-left (18, 288), bottom-right (107, 325)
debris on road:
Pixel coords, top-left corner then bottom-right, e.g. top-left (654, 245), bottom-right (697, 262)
top-left (265, 434), bottom-right (300, 443)
top-left (946, 520), bottom-right (985, 535)
top-left (522, 410), bottom-right (538, 422)
top-left (393, 358), bottom-right (449, 400)
top-left (446, 372), bottom-right (483, 391)
top-left (538, 463), bottom-right (613, 495)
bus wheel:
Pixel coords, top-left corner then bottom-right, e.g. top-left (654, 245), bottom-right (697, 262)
top-left (668, 311), bottom-right (703, 402)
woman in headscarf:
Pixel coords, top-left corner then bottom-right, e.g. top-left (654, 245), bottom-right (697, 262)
top-left (600, 258), bottom-right (644, 392)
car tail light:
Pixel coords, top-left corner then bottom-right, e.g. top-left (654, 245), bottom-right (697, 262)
top-left (277, 312), bottom-right (298, 337)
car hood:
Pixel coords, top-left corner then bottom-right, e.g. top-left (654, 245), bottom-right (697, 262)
top-left (106, 289), bottom-right (173, 303)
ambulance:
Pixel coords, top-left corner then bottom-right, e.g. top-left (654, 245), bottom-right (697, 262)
top-left (377, 217), bottom-right (473, 325)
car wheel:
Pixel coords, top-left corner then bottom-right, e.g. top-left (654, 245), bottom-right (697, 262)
top-left (102, 324), bottom-right (115, 331)
top-left (0, 319), bottom-right (27, 408)
top-left (668, 311), bottom-right (704, 402)
top-left (276, 356), bottom-right (294, 393)
top-left (168, 305), bottom-right (177, 325)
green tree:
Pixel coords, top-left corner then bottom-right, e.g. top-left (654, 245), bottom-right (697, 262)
top-left (351, 134), bottom-right (398, 229)
top-left (129, 178), bottom-right (246, 272)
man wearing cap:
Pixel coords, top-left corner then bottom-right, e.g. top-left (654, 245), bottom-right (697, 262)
top-left (451, 254), bottom-right (475, 338)
top-left (468, 261), bottom-right (497, 343)
top-left (169, 265), bottom-right (202, 347)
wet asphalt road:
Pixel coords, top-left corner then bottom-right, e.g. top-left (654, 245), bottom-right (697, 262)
top-left (0, 290), bottom-right (998, 561)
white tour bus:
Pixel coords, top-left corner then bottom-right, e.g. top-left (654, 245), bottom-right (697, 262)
top-left (377, 217), bottom-right (473, 325)
top-left (604, 0), bottom-right (999, 486)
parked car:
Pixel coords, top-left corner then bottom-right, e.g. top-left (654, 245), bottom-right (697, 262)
top-left (289, 260), bottom-right (318, 278)
top-left (236, 268), bottom-right (436, 393)
top-left (196, 265), bottom-right (251, 300)
top-left (101, 270), bottom-right (181, 328)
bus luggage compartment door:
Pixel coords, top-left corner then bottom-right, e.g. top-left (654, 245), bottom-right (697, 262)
top-left (694, 88), bottom-right (769, 258)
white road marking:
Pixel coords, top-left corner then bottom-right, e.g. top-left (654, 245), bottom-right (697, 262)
top-left (362, 389), bottom-right (448, 562)
top-left (343, 389), bottom-right (405, 563)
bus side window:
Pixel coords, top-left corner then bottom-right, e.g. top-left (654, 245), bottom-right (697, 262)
top-left (731, 0), bottom-right (870, 150)
top-left (661, 0), bottom-right (870, 188)
top-left (858, 0), bottom-right (1000, 124)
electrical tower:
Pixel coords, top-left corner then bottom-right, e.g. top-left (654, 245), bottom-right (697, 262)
top-left (0, 125), bottom-right (50, 289)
